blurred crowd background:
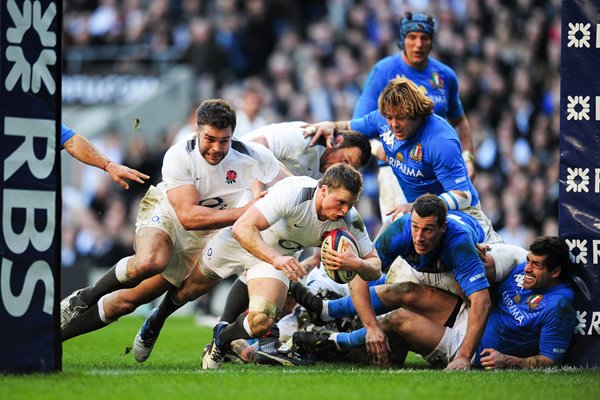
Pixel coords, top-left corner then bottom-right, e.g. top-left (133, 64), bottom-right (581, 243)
top-left (60, 0), bottom-right (562, 314)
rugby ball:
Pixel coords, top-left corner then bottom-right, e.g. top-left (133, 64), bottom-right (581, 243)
top-left (321, 229), bottom-right (359, 284)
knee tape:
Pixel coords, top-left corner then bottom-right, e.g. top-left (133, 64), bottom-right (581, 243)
top-left (248, 295), bottom-right (280, 320)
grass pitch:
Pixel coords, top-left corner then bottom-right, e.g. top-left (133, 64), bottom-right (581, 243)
top-left (1, 316), bottom-right (599, 400)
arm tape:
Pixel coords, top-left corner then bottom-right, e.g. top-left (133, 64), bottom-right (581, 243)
top-left (439, 191), bottom-right (472, 210)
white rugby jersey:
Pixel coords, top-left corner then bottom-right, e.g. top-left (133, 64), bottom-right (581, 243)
top-left (158, 134), bottom-right (280, 211)
top-left (243, 121), bottom-right (326, 179)
top-left (230, 176), bottom-right (374, 265)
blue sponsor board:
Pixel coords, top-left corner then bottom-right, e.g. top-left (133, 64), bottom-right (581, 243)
top-left (560, 0), bottom-right (600, 366)
top-left (0, 0), bottom-right (61, 372)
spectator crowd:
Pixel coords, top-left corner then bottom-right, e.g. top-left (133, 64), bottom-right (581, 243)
top-left (61, 0), bottom-right (561, 303)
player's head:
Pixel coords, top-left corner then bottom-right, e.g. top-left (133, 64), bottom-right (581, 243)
top-left (398, 12), bottom-right (435, 50)
top-left (410, 194), bottom-right (447, 255)
top-left (398, 12), bottom-right (435, 69)
top-left (378, 77), bottom-right (434, 140)
top-left (524, 236), bottom-right (571, 290)
top-left (321, 130), bottom-right (372, 172)
top-left (317, 163), bottom-right (363, 221)
top-left (195, 99), bottom-right (236, 165)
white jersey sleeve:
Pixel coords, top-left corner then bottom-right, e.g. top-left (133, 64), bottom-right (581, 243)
top-left (253, 176), bottom-right (316, 226)
top-left (161, 139), bottom-right (196, 191)
top-left (244, 121), bottom-right (325, 179)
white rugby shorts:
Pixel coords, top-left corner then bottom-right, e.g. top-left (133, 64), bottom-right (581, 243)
top-left (423, 302), bottom-right (469, 367)
top-left (135, 185), bottom-right (215, 286)
top-left (201, 229), bottom-right (291, 285)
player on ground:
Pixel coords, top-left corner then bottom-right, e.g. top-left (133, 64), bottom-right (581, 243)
top-left (294, 194), bottom-right (492, 369)
top-left (295, 236), bottom-right (576, 369)
top-left (60, 99), bottom-right (286, 341)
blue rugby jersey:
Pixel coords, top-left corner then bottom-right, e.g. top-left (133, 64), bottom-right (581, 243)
top-left (374, 210), bottom-right (488, 297)
top-left (473, 263), bottom-right (576, 366)
top-left (353, 55), bottom-right (464, 120)
top-left (350, 112), bottom-right (478, 205)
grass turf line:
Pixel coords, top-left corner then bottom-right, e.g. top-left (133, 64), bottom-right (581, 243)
top-left (1, 316), bottom-right (599, 400)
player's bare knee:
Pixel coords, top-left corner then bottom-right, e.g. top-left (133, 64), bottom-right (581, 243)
top-left (129, 253), bottom-right (169, 280)
top-left (383, 282), bottom-right (419, 306)
top-left (105, 295), bottom-right (137, 318)
top-left (383, 308), bottom-right (412, 333)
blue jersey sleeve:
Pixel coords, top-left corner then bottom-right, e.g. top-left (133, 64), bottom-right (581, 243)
top-left (353, 62), bottom-right (388, 118)
top-left (61, 124), bottom-right (76, 147)
top-left (443, 229), bottom-right (489, 297)
top-left (349, 110), bottom-right (384, 140)
top-left (426, 118), bottom-right (472, 194)
top-left (539, 294), bottom-right (576, 362)
top-left (443, 67), bottom-right (465, 121)
top-left (374, 215), bottom-right (412, 271)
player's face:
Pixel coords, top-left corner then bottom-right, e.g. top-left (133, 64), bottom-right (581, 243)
top-left (318, 186), bottom-right (358, 221)
top-left (321, 147), bottom-right (362, 173)
top-left (410, 212), bottom-right (445, 255)
top-left (402, 31), bottom-right (432, 69)
top-left (382, 111), bottom-right (422, 141)
top-left (198, 125), bottom-right (233, 165)
top-left (523, 252), bottom-right (560, 291)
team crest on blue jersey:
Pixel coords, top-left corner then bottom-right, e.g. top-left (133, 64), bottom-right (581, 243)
top-left (513, 293), bottom-right (521, 304)
top-left (430, 72), bottom-right (444, 89)
top-left (409, 144), bottom-right (423, 162)
top-left (396, 152), bottom-right (404, 162)
top-left (526, 294), bottom-right (543, 310)
top-left (225, 170), bottom-right (237, 184)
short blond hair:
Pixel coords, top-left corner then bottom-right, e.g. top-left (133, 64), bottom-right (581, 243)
top-left (377, 77), bottom-right (434, 119)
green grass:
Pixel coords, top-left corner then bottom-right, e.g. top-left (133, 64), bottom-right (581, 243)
top-left (1, 316), bottom-right (599, 400)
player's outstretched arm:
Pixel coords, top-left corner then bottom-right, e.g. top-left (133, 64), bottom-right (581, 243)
top-left (63, 134), bottom-right (149, 189)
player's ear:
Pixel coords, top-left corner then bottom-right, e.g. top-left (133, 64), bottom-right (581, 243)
top-left (550, 266), bottom-right (561, 279)
top-left (334, 134), bottom-right (343, 146)
top-left (319, 184), bottom-right (328, 197)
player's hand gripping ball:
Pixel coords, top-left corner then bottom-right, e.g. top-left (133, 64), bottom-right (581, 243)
top-left (321, 229), bottom-right (359, 284)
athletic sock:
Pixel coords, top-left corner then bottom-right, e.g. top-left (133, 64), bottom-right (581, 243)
top-left (332, 327), bottom-right (367, 350)
top-left (149, 288), bottom-right (186, 332)
top-left (327, 287), bottom-right (389, 318)
top-left (79, 258), bottom-right (135, 306)
top-left (219, 278), bottom-right (249, 323)
top-left (61, 304), bottom-right (108, 341)
top-left (218, 313), bottom-right (253, 345)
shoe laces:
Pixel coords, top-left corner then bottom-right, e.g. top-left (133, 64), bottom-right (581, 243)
top-left (209, 341), bottom-right (226, 361)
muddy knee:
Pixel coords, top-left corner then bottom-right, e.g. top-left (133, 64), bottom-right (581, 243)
top-left (379, 281), bottom-right (419, 307)
top-left (247, 296), bottom-right (280, 337)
